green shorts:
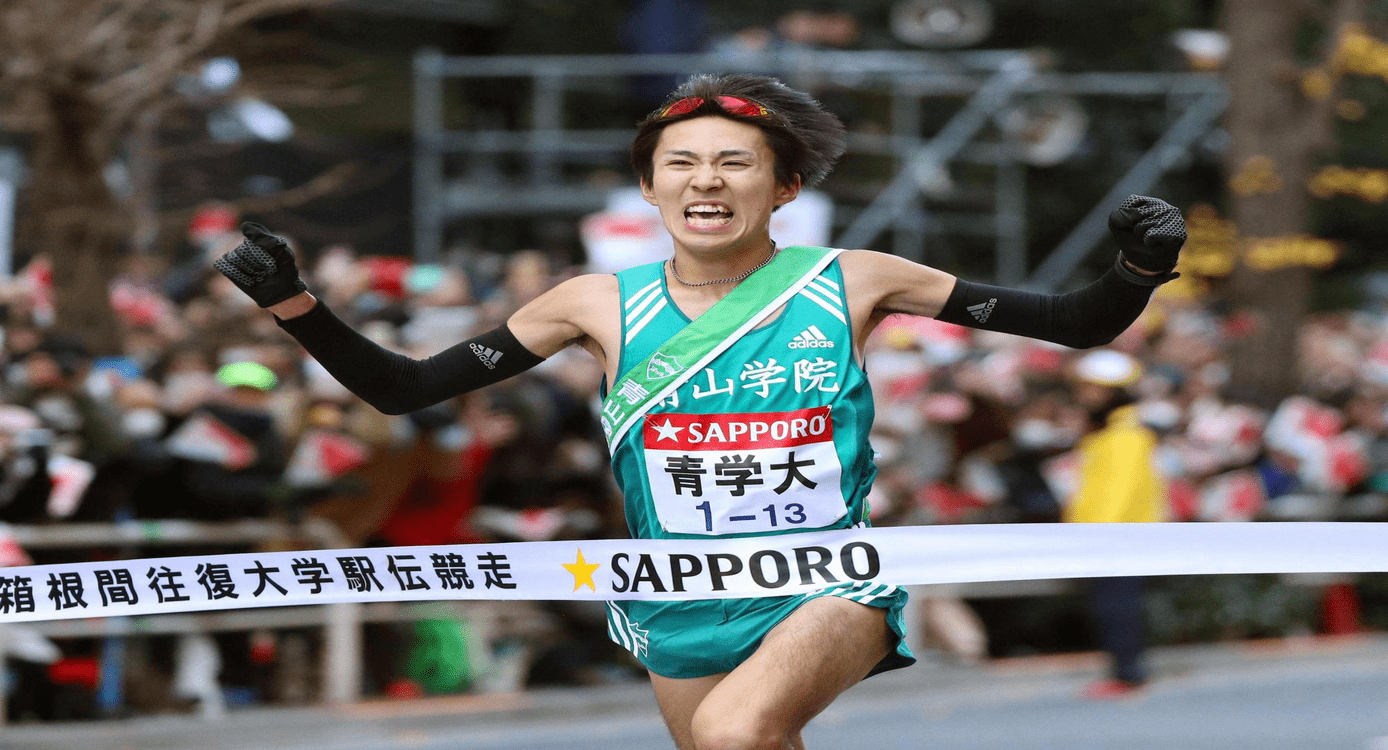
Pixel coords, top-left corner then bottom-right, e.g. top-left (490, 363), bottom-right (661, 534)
top-left (606, 582), bottom-right (915, 679)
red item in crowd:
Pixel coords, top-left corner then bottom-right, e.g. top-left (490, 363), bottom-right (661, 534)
top-left (47, 657), bottom-right (100, 688)
top-left (21, 256), bottom-right (54, 316)
top-left (1301, 407), bottom-right (1343, 440)
top-left (109, 281), bottom-right (168, 328)
top-left (166, 413), bottom-right (258, 471)
top-left (362, 257), bottom-right (413, 301)
top-left (385, 678), bottom-right (424, 700)
top-left (1021, 345), bottom-right (1066, 374)
top-left (582, 213), bottom-right (662, 239)
top-left (1222, 310), bottom-right (1261, 340)
top-left (1081, 679), bottom-right (1144, 700)
top-left (0, 534), bottom-right (32, 568)
top-left (286, 429), bottom-right (371, 486)
top-left (918, 481), bottom-right (988, 524)
top-left (1165, 478), bottom-right (1200, 522)
top-left (380, 441), bottom-right (493, 547)
top-left (188, 205), bottom-right (238, 243)
top-left (1322, 582), bottom-right (1362, 635)
top-left (249, 632), bottom-right (277, 665)
top-left (885, 372), bottom-right (930, 402)
top-left (1199, 469), bottom-right (1265, 522)
top-left (921, 393), bottom-right (972, 424)
top-left (1327, 433), bottom-right (1370, 491)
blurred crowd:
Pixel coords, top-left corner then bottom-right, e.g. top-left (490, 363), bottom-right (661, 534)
top-left (861, 297), bottom-right (1388, 532)
top-left (2, 204), bottom-right (1387, 717)
top-left (0, 206), bottom-right (627, 719)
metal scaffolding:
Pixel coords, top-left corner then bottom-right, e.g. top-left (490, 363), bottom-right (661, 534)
top-left (413, 49), bottom-right (1225, 289)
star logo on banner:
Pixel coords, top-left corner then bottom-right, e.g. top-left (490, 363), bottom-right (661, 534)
top-left (563, 548), bottom-right (601, 592)
top-left (652, 418), bottom-right (684, 442)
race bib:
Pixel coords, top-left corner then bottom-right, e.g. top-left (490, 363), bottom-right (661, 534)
top-left (642, 407), bottom-right (847, 536)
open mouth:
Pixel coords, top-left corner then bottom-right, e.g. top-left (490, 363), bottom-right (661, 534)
top-left (684, 204), bottom-right (734, 228)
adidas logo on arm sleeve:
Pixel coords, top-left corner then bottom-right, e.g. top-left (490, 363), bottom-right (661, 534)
top-left (470, 343), bottom-right (504, 369)
top-left (967, 299), bottom-right (997, 324)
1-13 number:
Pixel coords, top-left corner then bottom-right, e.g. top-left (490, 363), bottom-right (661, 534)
top-left (762, 503), bottom-right (807, 527)
top-left (694, 501), bottom-right (807, 531)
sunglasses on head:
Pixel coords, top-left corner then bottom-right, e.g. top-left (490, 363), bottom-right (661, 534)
top-left (656, 95), bottom-right (774, 120)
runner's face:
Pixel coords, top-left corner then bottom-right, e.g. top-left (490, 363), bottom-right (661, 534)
top-left (641, 116), bottom-right (800, 257)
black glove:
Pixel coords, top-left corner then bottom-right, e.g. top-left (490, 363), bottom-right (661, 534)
top-left (213, 222), bottom-right (309, 307)
top-left (1107, 195), bottom-right (1185, 285)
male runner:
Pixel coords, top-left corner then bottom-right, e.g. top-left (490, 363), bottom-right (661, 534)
top-left (215, 73), bottom-right (1184, 750)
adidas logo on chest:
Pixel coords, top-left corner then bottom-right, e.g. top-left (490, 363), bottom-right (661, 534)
top-left (788, 325), bottom-right (835, 349)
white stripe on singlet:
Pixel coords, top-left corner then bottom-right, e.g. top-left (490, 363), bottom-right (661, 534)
top-left (626, 297), bottom-right (669, 343)
top-left (625, 279), bottom-right (662, 310)
top-left (798, 286), bottom-right (847, 323)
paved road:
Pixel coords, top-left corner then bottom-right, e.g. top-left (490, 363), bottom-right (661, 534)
top-left (9, 636), bottom-right (1388, 750)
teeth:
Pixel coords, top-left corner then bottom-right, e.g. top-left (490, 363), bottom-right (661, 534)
top-left (685, 204), bottom-right (733, 227)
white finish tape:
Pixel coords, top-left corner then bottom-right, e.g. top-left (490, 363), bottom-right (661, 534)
top-left (0, 523), bottom-right (1383, 623)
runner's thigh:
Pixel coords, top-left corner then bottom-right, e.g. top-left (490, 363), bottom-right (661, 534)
top-left (691, 596), bottom-right (891, 743)
top-left (650, 671), bottom-right (727, 750)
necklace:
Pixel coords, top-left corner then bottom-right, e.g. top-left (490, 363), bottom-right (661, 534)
top-left (668, 242), bottom-right (779, 287)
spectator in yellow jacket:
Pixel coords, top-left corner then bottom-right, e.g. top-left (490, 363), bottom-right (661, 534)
top-left (1066, 349), bottom-right (1165, 698)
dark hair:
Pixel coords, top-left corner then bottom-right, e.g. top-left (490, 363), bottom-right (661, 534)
top-left (630, 74), bottom-right (848, 190)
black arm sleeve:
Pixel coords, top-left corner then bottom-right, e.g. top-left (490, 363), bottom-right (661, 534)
top-left (934, 259), bottom-right (1155, 349)
top-left (275, 300), bottom-right (546, 415)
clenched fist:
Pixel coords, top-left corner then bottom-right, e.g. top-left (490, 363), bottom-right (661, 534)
top-left (214, 222), bottom-right (309, 308)
top-left (1108, 195), bottom-right (1186, 282)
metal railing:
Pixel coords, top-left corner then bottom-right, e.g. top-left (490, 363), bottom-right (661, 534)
top-left (413, 49), bottom-right (1225, 287)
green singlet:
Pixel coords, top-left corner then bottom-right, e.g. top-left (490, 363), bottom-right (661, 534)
top-left (604, 248), bottom-right (915, 678)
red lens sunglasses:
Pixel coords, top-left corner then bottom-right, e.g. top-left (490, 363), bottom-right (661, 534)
top-left (657, 95), bottom-right (773, 119)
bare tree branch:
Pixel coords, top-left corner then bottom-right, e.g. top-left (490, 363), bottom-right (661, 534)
top-left (251, 84), bottom-right (366, 107)
top-left (228, 161), bottom-right (360, 213)
top-left (0, 109), bottom-right (44, 132)
top-left (222, 0), bottom-right (335, 28)
top-left (246, 61), bottom-right (372, 91)
top-left (78, 2), bottom-right (151, 55)
top-left (158, 162), bottom-right (360, 234)
top-left (41, 0), bottom-right (334, 135)
top-left (94, 3), bottom-right (231, 114)
top-left (0, 0), bottom-right (346, 347)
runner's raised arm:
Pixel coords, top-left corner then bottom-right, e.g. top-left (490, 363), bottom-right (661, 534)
top-left (214, 223), bottom-right (617, 415)
top-left (839, 195), bottom-right (1184, 351)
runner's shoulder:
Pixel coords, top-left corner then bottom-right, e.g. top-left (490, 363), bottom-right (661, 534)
top-left (839, 248), bottom-right (953, 283)
top-left (837, 248), bottom-right (917, 274)
top-left (836, 249), bottom-right (956, 315)
top-left (510, 274), bottom-right (620, 353)
top-left (836, 249), bottom-right (921, 292)
top-left (514, 273), bottom-right (618, 326)
top-left (544, 273), bottom-right (620, 310)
